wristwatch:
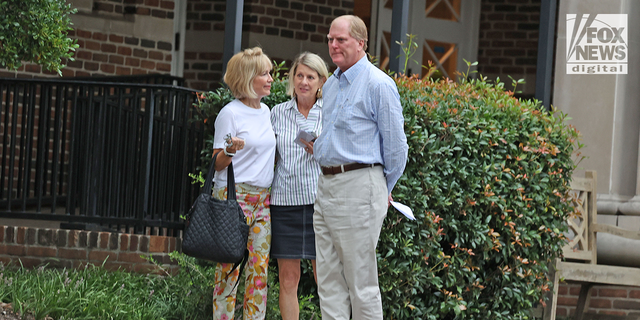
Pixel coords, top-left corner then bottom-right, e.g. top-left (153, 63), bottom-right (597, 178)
top-left (223, 147), bottom-right (235, 157)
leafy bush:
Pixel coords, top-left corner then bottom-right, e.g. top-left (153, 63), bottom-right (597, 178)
top-left (0, 0), bottom-right (78, 74)
top-left (192, 56), bottom-right (581, 319)
top-left (381, 62), bottom-right (581, 319)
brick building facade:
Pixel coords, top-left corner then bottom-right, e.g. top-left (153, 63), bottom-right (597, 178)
top-left (478, 0), bottom-right (542, 96)
top-left (0, 0), bottom-right (541, 93)
top-left (0, 0), bottom-right (176, 79)
top-left (182, 0), bottom-right (352, 90)
top-left (557, 284), bottom-right (640, 318)
top-left (0, 0), bottom-right (352, 88)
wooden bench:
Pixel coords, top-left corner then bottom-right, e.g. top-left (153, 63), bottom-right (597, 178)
top-left (544, 171), bottom-right (640, 320)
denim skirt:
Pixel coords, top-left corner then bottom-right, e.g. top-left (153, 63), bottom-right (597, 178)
top-left (270, 204), bottom-right (316, 259)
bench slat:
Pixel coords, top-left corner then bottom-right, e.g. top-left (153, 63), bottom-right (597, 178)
top-left (570, 178), bottom-right (594, 191)
top-left (557, 261), bottom-right (640, 287)
top-left (562, 249), bottom-right (595, 262)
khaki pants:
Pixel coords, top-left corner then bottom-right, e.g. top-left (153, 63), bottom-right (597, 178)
top-left (314, 166), bottom-right (388, 320)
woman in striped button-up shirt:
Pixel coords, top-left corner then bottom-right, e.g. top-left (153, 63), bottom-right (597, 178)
top-left (270, 52), bottom-right (329, 320)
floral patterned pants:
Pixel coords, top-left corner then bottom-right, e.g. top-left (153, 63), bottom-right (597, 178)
top-left (212, 183), bottom-right (271, 320)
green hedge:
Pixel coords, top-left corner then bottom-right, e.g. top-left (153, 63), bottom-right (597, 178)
top-left (381, 66), bottom-right (580, 319)
top-left (192, 62), bottom-right (581, 319)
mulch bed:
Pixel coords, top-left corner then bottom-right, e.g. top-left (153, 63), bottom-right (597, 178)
top-left (0, 303), bottom-right (37, 320)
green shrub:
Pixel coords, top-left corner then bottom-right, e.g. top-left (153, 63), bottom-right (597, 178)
top-left (381, 63), bottom-right (581, 319)
top-left (0, 0), bottom-right (78, 74)
top-left (192, 58), bottom-right (581, 319)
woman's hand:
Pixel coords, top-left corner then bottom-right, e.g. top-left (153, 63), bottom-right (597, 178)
top-left (225, 136), bottom-right (245, 153)
top-left (213, 135), bottom-right (246, 171)
top-left (301, 138), bottom-right (314, 155)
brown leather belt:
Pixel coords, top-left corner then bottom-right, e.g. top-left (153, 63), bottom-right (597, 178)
top-left (321, 163), bottom-right (382, 175)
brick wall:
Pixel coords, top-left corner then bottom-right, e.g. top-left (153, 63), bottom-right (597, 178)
top-left (0, 226), bottom-right (179, 274)
top-left (0, 0), bottom-right (349, 90)
top-left (183, 0), bottom-right (352, 91)
top-left (182, 0), bottom-right (226, 90)
top-left (66, 28), bottom-right (173, 77)
top-left (557, 283), bottom-right (640, 317)
top-left (477, 0), bottom-right (541, 95)
top-left (0, 0), bottom-right (175, 79)
top-left (246, 0), bottom-right (352, 43)
top-left (93, 0), bottom-right (176, 18)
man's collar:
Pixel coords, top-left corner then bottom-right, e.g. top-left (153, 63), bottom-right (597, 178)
top-left (333, 55), bottom-right (368, 83)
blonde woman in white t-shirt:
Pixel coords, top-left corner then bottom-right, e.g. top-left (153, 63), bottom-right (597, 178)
top-left (211, 47), bottom-right (276, 320)
top-left (270, 52), bottom-right (329, 320)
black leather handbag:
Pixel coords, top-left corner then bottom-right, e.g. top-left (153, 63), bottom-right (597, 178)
top-left (182, 152), bottom-right (249, 263)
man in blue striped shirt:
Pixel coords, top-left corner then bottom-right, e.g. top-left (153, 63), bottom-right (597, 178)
top-left (310, 14), bottom-right (409, 320)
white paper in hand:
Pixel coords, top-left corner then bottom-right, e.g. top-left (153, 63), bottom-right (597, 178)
top-left (390, 201), bottom-right (415, 220)
top-left (294, 130), bottom-right (316, 148)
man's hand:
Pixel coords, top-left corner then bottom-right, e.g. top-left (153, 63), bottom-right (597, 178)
top-left (388, 194), bottom-right (393, 208)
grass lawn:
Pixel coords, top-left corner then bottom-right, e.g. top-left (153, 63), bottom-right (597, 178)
top-left (0, 253), bottom-right (320, 320)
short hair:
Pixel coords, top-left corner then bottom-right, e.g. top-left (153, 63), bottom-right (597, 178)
top-left (335, 15), bottom-right (368, 51)
top-left (223, 47), bottom-right (272, 99)
top-left (287, 52), bottom-right (329, 98)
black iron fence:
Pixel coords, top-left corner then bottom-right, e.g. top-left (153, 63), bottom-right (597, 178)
top-left (0, 76), bottom-right (205, 236)
top-left (69, 74), bottom-right (185, 86)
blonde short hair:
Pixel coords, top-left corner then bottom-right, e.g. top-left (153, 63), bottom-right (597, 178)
top-left (335, 15), bottom-right (368, 51)
top-left (287, 52), bottom-right (329, 98)
top-left (223, 47), bottom-right (272, 99)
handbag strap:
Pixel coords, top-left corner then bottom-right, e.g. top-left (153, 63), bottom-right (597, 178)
top-left (224, 249), bottom-right (249, 292)
top-left (207, 151), bottom-right (248, 292)
top-left (203, 151), bottom-right (237, 201)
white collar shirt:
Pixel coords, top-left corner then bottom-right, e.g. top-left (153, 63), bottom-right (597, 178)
top-left (270, 98), bottom-right (323, 205)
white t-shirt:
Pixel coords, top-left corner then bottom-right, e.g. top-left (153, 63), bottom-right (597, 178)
top-left (213, 99), bottom-right (276, 189)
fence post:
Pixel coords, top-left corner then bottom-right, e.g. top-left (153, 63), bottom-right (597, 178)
top-left (141, 88), bottom-right (155, 234)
